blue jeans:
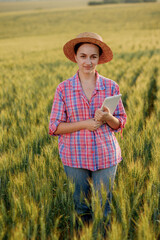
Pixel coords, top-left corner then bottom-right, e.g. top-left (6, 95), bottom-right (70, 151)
top-left (64, 165), bottom-right (117, 222)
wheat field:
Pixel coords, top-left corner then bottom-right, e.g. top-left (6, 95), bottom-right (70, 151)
top-left (0, 2), bottom-right (160, 239)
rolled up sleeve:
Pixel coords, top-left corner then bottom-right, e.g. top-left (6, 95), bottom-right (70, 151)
top-left (49, 87), bottom-right (66, 136)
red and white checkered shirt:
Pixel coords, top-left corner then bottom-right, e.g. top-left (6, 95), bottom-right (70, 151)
top-left (49, 71), bottom-right (127, 171)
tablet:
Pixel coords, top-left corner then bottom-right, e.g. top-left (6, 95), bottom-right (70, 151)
top-left (100, 94), bottom-right (122, 114)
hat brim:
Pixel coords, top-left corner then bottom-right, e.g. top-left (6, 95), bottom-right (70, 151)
top-left (63, 37), bottom-right (113, 64)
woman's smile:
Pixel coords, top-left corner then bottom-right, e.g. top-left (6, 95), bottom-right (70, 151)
top-left (84, 65), bottom-right (92, 70)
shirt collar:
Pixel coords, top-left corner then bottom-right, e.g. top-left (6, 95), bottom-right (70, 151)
top-left (72, 71), bottom-right (82, 91)
top-left (95, 71), bottom-right (105, 91)
top-left (72, 70), bottom-right (105, 91)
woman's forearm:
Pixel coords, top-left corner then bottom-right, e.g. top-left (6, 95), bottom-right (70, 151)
top-left (104, 114), bottom-right (120, 130)
top-left (54, 119), bottom-right (103, 135)
top-left (54, 121), bottom-right (86, 135)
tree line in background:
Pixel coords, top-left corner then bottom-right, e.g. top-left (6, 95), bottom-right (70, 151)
top-left (88, 0), bottom-right (156, 5)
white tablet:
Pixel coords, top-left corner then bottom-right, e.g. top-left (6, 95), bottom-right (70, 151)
top-left (100, 94), bottom-right (122, 114)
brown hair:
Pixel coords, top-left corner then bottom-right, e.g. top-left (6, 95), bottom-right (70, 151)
top-left (74, 42), bottom-right (103, 56)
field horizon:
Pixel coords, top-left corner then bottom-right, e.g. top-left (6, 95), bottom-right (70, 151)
top-left (0, 0), bottom-right (89, 13)
top-left (0, 0), bottom-right (160, 13)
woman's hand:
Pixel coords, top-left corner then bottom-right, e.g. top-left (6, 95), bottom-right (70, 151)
top-left (94, 106), bottom-right (111, 123)
top-left (84, 118), bottom-right (103, 131)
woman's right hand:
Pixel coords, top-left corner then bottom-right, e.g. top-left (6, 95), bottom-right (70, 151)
top-left (84, 119), bottom-right (103, 131)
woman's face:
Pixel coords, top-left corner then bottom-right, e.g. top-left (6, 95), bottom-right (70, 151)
top-left (74, 43), bottom-right (100, 74)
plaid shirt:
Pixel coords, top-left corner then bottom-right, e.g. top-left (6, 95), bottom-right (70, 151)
top-left (49, 71), bottom-right (127, 171)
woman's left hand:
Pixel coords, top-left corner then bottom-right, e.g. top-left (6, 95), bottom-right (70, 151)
top-left (94, 106), bottom-right (111, 123)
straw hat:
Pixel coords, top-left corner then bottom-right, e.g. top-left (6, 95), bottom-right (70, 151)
top-left (63, 32), bottom-right (113, 64)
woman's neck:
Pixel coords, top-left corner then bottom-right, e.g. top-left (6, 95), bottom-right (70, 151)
top-left (78, 70), bottom-right (96, 84)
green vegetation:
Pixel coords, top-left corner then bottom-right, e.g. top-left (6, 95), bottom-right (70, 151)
top-left (0, 2), bottom-right (160, 239)
top-left (88, 0), bottom-right (157, 5)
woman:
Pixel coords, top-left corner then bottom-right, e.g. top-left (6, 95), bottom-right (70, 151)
top-left (49, 32), bottom-right (127, 227)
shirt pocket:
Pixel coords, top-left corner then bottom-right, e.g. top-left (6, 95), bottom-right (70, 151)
top-left (65, 96), bottom-right (89, 122)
